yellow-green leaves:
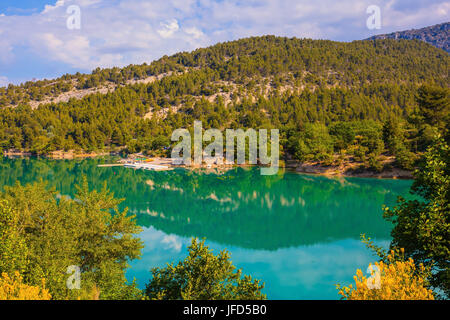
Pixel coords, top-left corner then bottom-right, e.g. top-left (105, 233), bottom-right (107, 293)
top-left (145, 238), bottom-right (266, 300)
top-left (337, 251), bottom-right (434, 300)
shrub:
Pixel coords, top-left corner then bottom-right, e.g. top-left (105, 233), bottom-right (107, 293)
top-left (145, 238), bottom-right (266, 300)
top-left (0, 272), bottom-right (51, 300)
top-left (337, 251), bottom-right (434, 300)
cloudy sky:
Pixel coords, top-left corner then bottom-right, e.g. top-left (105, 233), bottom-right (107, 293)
top-left (0, 0), bottom-right (448, 85)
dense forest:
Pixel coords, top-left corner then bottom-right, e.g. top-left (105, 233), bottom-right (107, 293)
top-left (0, 36), bottom-right (448, 171)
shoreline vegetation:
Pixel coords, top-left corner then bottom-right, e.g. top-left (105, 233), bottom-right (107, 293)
top-left (0, 38), bottom-right (447, 183)
top-left (2, 150), bottom-right (413, 179)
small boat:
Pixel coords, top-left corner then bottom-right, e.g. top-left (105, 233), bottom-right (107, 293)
top-left (124, 162), bottom-right (172, 171)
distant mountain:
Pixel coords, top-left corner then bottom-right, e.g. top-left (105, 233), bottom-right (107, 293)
top-left (366, 22), bottom-right (449, 53)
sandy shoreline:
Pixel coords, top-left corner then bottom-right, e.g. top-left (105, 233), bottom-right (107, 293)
top-left (286, 161), bottom-right (413, 179)
top-left (118, 156), bottom-right (413, 179)
top-left (3, 150), bottom-right (112, 159)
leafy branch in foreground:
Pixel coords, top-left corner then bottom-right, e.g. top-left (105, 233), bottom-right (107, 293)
top-left (336, 248), bottom-right (434, 300)
top-left (336, 235), bottom-right (434, 300)
top-left (0, 178), bottom-right (144, 300)
top-left (383, 136), bottom-right (449, 297)
top-left (145, 238), bottom-right (266, 300)
top-left (0, 272), bottom-right (51, 300)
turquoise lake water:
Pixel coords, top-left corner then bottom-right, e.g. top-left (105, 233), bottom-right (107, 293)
top-left (0, 157), bottom-right (414, 299)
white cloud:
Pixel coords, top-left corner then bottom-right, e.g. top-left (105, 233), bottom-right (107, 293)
top-left (157, 19), bottom-right (180, 38)
top-left (381, 1), bottom-right (449, 30)
top-left (0, 38), bottom-right (14, 64)
top-left (184, 26), bottom-right (205, 39)
top-left (161, 234), bottom-right (183, 252)
top-left (42, 0), bottom-right (66, 14)
top-left (0, 0), bottom-right (447, 80)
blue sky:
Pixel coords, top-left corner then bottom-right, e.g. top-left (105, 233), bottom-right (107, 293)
top-left (0, 1), bottom-right (49, 15)
top-left (0, 0), bottom-right (448, 86)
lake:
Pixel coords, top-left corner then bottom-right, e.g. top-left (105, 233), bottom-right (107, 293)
top-left (0, 157), bottom-right (414, 299)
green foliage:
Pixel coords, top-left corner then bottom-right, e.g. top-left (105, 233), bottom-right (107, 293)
top-left (383, 136), bottom-right (449, 297)
top-left (382, 118), bottom-right (417, 170)
top-left (288, 123), bottom-right (333, 162)
top-left (367, 153), bottom-right (383, 173)
top-left (394, 147), bottom-right (417, 171)
top-left (329, 122), bottom-right (355, 151)
top-left (0, 179), bottom-right (144, 300)
top-left (355, 121), bottom-right (385, 156)
top-left (416, 85), bottom-right (449, 130)
top-left (145, 238), bottom-right (266, 300)
top-left (0, 200), bottom-right (28, 275)
top-left (382, 118), bottom-right (404, 156)
top-left (414, 85), bottom-right (450, 151)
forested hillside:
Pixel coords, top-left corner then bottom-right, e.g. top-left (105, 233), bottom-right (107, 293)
top-left (366, 22), bottom-right (449, 53)
top-left (0, 36), bottom-right (448, 171)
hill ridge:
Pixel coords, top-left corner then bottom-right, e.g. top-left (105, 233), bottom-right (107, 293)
top-left (1, 35), bottom-right (447, 109)
top-left (365, 22), bottom-right (449, 53)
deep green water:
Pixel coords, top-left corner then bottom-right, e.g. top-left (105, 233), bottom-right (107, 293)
top-left (0, 157), bottom-right (414, 299)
